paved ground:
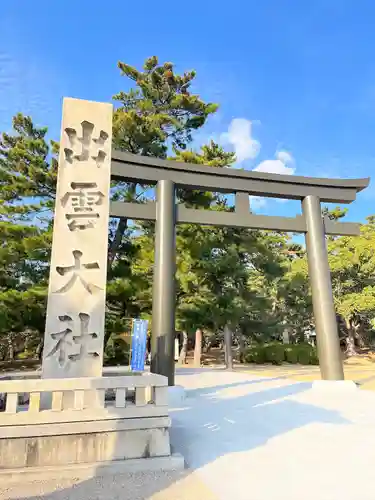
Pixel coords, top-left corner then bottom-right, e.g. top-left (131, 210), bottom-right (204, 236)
top-left (236, 359), bottom-right (375, 390)
top-left (171, 367), bottom-right (375, 500)
top-left (3, 365), bottom-right (375, 499)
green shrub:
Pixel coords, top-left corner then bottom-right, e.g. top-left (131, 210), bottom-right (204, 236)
top-left (309, 348), bottom-right (319, 365)
top-left (264, 344), bottom-right (285, 365)
top-left (245, 342), bottom-right (319, 366)
top-left (285, 346), bottom-right (299, 364)
top-left (104, 333), bottom-right (130, 366)
top-left (245, 346), bottom-right (267, 364)
top-left (297, 346), bottom-right (312, 365)
top-left (16, 351), bottom-right (32, 360)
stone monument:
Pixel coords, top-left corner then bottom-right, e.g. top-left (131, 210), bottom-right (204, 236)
top-left (42, 98), bottom-right (112, 379)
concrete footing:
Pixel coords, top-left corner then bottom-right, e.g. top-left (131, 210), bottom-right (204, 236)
top-left (312, 380), bottom-right (358, 391)
top-left (0, 453), bottom-right (185, 483)
top-left (0, 426), bottom-right (173, 469)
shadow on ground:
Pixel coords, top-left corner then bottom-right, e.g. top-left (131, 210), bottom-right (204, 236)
top-left (9, 372), bottom-right (349, 500)
top-left (170, 378), bottom-right (348, 471)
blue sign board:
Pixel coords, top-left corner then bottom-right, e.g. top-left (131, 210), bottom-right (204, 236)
top-left (130, 319), bottom-right (148, 371)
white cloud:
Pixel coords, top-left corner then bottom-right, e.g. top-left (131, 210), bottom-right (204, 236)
top-left (219, 116), bottom-right (297, 209)
top-left (254, 150), bottom-right (295, 176)
top-left (251, 150), bottom-right (296, 207)
top-left (254, 159), bottom-right (293, 175)
top-left (220, 118), bottom-right (260, 163)
top-left (276, 150), bottom-right (294, 165)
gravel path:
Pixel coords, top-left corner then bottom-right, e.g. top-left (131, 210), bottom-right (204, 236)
top-left (1, 470), bottom-right (218, 500)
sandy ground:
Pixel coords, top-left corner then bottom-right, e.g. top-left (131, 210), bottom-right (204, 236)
top-left (171, 368), bottom-right (375, 500)
top-left (236, 358), bottom-right (375, 390)
top-left (3, 365), bottom-right (375, 499)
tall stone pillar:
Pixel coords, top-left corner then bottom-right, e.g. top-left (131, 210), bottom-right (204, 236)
top-left (151, 180), bottom-right (176, 386)
top-left (42, 98), bottom-right (113, 380)
top-left (302, 195), bottom-right (344, 380)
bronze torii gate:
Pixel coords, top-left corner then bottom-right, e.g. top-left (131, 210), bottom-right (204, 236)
top-left (110, 150), bottom-right (369, 385)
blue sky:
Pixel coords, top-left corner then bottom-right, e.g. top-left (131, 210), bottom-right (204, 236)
top-left (1, 0), bottom-right (374, 224)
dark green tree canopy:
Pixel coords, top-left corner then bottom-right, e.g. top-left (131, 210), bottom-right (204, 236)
top-left (0, 55), bottom-right (373, 364)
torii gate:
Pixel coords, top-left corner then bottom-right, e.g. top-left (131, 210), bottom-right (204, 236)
top-left (110, 150), bottom-right (369, 385)
top-left (42, 98), bottom-right (369, 388)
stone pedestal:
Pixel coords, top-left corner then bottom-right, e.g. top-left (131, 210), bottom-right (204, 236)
top-left (0, 374), bottom-right (184, 482)
top-left (0, 421), bottom-right (172, 468)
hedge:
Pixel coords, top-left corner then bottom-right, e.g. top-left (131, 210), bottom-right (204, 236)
top-left (245, 343), bottom-right (319, 366)
top-left (104, 333), bottom-right (130, 366)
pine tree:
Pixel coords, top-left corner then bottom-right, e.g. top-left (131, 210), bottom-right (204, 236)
top-left (0, 114), bottom-right (57, 359)
top-left (108, 56), bottom-right (219, 266)
top-left (106, 57), bottom-right (220, 342)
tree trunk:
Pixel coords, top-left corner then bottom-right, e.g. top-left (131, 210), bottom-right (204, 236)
top-left (35, 340), bottom-right (43, 360)
top-left (346, 335), bottom-right (357, 356)
top-left (7, 335), bottom-right (14, 361)
top-left (108, 218), bottom-right (128, 268)
top-left (224, 325), bottom-right (233, 370)
top-left (354, 321), bottom-right (367, 349)
top-left (204, 334), bottom-right (212, 353)
top-left (297, 331), bottom-right (306, 344)
top-left (238, 332), bottom-right (246, 363)
top-left (193, 328), bottom-right (203, 367)
top-left (107, 183), bottom-right (137, 269)
top-left (282, 329), bottom-right (290, 344)
top-left (178, 331), bottom-right (188, 365)
top-left (345, 319), bottom-right (357, 357)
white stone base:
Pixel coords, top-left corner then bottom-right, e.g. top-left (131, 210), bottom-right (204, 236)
top-left (0, 454), bottom-right (185, 483)
top-left (168, 385), bottom-right (185, 406)
top-left (312, 380), bottom-right (358, 391)
top-left (0, 425), bottom-right (173, 468)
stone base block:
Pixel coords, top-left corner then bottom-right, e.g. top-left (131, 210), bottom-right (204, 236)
top-left (0, 454), bottom-right (185, 483)
top-left (0, 425), bottom-right (173, 469)
top-left (312, 380), bottom-right (358, 391)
